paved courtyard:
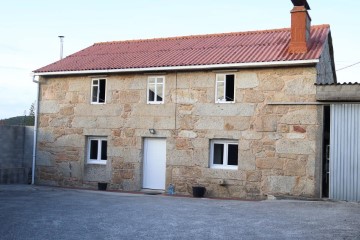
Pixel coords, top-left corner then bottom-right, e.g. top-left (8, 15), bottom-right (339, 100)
top-left (0, 185), bottom-right (359, 240)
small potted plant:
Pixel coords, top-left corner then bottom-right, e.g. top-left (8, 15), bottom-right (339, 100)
top-left (192, 185), bottom-right (206, 198)
top-left (98, 182), bottom-right (108, 191)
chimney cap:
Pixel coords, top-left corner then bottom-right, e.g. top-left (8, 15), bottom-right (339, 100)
top-left (291, 0), bottom-right (310, 10)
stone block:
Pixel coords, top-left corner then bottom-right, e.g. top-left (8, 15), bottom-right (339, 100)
top-left (284, 159), bottom-right (306, 176)
top-left (194, 103), bottom-right (255, 117)
top-left (256, 158), bottom-right (284, 170)
top-left (58, 161), bottom-right (81, 178)
top-left (84, 164), bottom-right (109, 182)
top-left (244, 90), bottom-right (265, 103)
top-left (74, 104), bottom-right (122, 116)
top-left (293, 125), bottom-right (306, 133)
top-left (172, 89), bottom-right (206, 104)
top-left (194, 117), bottom-right (224, 130)
top-left (246, 171), bottom-right (262, 182)
top-left (191, 138), bottom-right (208, 149)
top-left (36, 150), bottom-right (54, 166)
top-left (224, 117), bottom-right (251, 131)
top-left (238, 150), bottom-right (256, 170)
top-left (167, 150), bottom-right (193, 166)
top-left (286, 133), bottom-right (305, 139)
top-left (172, 166), bottom-right (201, 179)
top-left (55, 134), bottom-right (83, 147)
top-left (40, 101), bottom-right (60, 114)
top-left (285, 77), bottom-right (316, 95)
top-left (201, 168), bottom-right (246, 181)
top-left (193, 149), bottom-right (209, 167)
top-left (276, 140), bottom-right (315, 154)
top-left (293, 178), bottom-right (315, 196)
top-left (175, 138), bottom-right (192, 150)
top-left (178, 104), bottom-right (193, 115)
top-left (242, 131), bottom-right (263, 140)
top-left (255, 116), bottom-right (277, 132)
top-left (258, 76), bottom-right (285, 91)
top-left (117, 90), bottom-right (141, 103)
top-left (239, 140), bottom-right (250, 150)
top-left (279, 109), bottom-right (318, 125)
top-left (49, 117), bottom-right (71, 128)
top-left (84, 128), bottom-right (111, 136)
top-left (264, 176), bottom-right (296, 194)
top-left (237, 72), bottom-right (259, 89)
top-left (71, 117), bottom-right (97, 128)
top-left (178, 130), bottom-right (197, 139)
top-left (132, 104), bottom-right (175, 117)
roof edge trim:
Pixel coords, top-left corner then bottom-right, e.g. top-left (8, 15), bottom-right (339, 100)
top-left (33, 59), bottom-right (319, 76)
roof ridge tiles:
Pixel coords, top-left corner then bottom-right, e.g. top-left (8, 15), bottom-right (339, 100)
top-left (94, 24), bottom-right (329, 46)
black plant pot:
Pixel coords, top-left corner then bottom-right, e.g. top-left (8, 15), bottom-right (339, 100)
top-left (98, 182), bottom-right (108, 191)
top-left (192, 186), bottom-right (206, 198)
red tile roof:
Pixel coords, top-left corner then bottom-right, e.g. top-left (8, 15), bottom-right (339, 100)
top-left (34, 24), bottom-right (330, 74)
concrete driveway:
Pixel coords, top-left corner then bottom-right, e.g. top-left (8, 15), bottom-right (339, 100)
top-left (0, 185), bottom-right (359, 240)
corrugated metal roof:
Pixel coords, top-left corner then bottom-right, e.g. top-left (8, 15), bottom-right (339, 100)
top-left (34, 24), bottom-right (330, 73)
top-left (315, 82), bottom-right (360, 86)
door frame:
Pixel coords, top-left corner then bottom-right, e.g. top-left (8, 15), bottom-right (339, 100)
top-left (142, 137), bottom-right (167, 190)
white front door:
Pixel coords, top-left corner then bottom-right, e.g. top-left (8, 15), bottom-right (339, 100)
top-left (143, 138), bottom-right (166, 190)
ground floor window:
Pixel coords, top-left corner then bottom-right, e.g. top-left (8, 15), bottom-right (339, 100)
top-left (210, 140), bottom-right (238, 169)
top-left (87, 137), bottom-right (107, 164)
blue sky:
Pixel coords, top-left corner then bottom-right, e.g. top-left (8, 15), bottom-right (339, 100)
top-left (1, 0), bottom-right (359, 119)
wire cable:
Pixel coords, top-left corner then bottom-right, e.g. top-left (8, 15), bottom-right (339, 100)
top-left (336, 61), bottom-right (360, 72)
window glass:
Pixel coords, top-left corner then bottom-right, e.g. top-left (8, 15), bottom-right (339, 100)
top-left (225, 75), bottom-right (235, 101)
top-left (213, 144), bottom-right (224, 164)
top-left (90, 140), bottom-right (98, 160)
top-left (99, 79), bottom-right (106, 103)
top-left (148, 84), bottom-right (155, 101)
top-left (156, 84), bottom-right (163, 102)
top-left (217, 81), bottom-right (225, 101)
top-left (227, 144), bottom-right (238, 166)
top-left (92, 86), bottom-right (98, 103)
top-left (101, 140), bottom-right (107, 160)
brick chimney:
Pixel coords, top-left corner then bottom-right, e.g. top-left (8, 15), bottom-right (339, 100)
top-left (288, 0), bottom-right (311, 54)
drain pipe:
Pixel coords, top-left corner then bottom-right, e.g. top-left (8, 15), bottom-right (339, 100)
top-left (31, 75), bottom-right (40, 185)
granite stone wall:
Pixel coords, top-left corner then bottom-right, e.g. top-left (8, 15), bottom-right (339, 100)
top-left (36, 65), bottom-right (327, 199)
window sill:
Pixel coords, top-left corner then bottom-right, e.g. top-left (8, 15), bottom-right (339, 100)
top-left (215, 101), bottom-right (235, 104)
top-left (147, 102), bottom-right (164, 105)
top-left (87, 161), bottom-right (107, 165)
top-left (210, 165), bottom-right (238, 170)
top-left (91, 102), bottom-right (106, 105)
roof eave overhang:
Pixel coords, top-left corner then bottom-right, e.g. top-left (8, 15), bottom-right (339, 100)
top-left (33, 59), bottom-right (319, 76)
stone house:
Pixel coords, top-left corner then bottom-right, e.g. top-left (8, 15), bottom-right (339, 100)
top-left (32, 1), bottom-right (339, 200)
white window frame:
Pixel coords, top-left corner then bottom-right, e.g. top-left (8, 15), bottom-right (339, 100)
top-left (87, 137), bottom-right (107, 165)
top-left (215, 74), bottom-right (235, 103)
top-left (91, 78), bottom-right (107, 104)
top-left (147, 76), bottom-right (165, 104)
top-left (210, 140), bottom-right (238, 170)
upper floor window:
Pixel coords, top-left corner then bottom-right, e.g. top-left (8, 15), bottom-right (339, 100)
top-left (147, 76), bottom-right (165, 104)
top-left (87, 137), bottom-right (107, 164)
top-left (210, 140), bottom-right (238, 170)
top-left (91, 79), bottom-right (106, 104)
top-left (215, 74), bottom-right (235, 103)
